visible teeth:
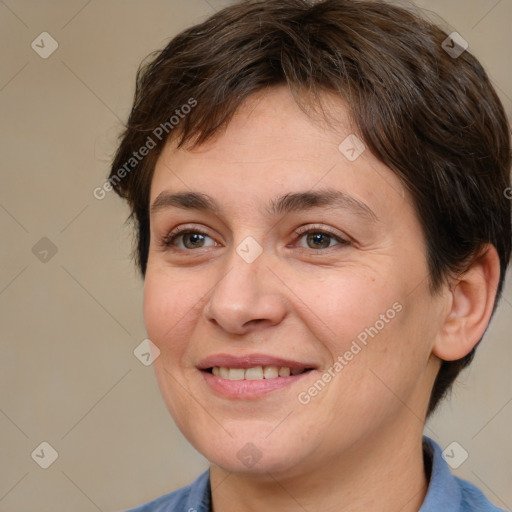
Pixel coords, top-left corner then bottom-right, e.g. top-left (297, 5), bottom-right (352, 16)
top-left (278, 366), bottom-right (290, 377)
top-left (263, 366), bottom-right (279, 379)
top-left (228, 368), bottom-right (245, 380)
top-left (245, 366), bottom-right (263, 380)
top-left (211, 365), bottom-right (305, 380)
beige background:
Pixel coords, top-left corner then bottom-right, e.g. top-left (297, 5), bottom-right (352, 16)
top-left (0, 1), bottom-right (511, 511)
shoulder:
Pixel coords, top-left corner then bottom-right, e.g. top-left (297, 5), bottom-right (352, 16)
top-left (122, 470), bottom-right (211, 512)
top-left (421, 437), bottom-right (509, 512)
top-left (456, 476), bottom-right (509, 512)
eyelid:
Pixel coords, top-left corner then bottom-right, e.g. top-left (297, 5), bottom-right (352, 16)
top-left (291, 224), bottom-right (350, 249)
top-left (293, 223), bottom-right (347, 241)
top-left (159, 223), bottom-right (351, 250)
top-left (160, 223), bottom-right (217, 248)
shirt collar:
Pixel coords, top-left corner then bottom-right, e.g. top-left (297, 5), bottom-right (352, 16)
top-left (185, 469), bottom-right (211, 512)
top-left (419, 436), bottom-right (462, 511)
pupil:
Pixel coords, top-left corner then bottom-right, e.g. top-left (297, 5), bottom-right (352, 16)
top-left (186, 233), bottom-right (204, 248)
top-left (308, 233), bottom-right (329, 249)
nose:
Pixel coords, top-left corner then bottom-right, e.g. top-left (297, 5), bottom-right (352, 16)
top-left (203, 247), bottom-right (287, 336)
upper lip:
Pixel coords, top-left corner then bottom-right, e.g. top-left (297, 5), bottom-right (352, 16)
top-left (197, 353), bottom-right (317, 371)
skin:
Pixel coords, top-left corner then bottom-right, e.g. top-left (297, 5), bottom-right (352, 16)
top-left (143, 85), bottom-right (500, 512)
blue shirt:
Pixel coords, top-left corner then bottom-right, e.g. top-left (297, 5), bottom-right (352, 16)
top-left (124, 437), bottom-right (508, 511)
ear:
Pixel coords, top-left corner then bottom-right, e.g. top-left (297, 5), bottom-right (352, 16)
top-left (433, 244), bottom-right (501, 361)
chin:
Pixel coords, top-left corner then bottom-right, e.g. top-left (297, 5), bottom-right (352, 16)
top-left (209, 446), bottom-right (304, 476)
top-left (186, 427), bottom-right (312, 477)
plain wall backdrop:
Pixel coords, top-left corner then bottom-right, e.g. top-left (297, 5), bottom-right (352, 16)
top-left (1, 0), bottom-right (511, 511)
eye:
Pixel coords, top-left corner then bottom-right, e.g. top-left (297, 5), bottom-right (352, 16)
top-left (161, 226), bottom-right (217, 250)
top-left (293, 225), bottom-right (350, 250)
top-left (159, 224), bottom-right (350, 252)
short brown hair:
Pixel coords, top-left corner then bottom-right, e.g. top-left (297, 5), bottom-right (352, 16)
top-left (108, 0), bottom-right (511, 416)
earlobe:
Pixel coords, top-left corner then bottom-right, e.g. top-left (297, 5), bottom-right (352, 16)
top-left (432, 244), bottom-right (501, 362)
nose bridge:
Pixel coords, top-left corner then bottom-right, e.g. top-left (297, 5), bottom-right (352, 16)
top-left (204, 237), bottom-right (286, 333)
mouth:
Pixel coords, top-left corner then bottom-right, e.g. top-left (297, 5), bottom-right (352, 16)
top-left (197, 353), bottom-right (317, 398)
top-left (205, 365), bottom-right (314, 380)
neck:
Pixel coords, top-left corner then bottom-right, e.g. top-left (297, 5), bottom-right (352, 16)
top-left (209, 423), bottom-right (428, 512)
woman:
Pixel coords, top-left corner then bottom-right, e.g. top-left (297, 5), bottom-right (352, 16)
top-left (108, 1), bottom-right (511, 510)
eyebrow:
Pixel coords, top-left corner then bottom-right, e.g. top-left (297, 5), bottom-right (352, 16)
top-left (150, 188), bottom-right (378, 222)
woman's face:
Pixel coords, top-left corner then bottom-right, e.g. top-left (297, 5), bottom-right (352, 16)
top-left (143, 85), bottom-right (446, 476)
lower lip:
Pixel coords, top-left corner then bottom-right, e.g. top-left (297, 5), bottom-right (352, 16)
top-left (201, 370), bottom-right (313, 398)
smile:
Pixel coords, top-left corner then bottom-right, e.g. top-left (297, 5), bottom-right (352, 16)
top-left (209, 365), bottom-right (309, 380)
top-left (197, 355), bottom-right (316, 398)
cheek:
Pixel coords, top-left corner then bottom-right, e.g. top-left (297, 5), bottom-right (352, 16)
top-left (351, 291), bottom-right (439, 418)
top-left (142, 269), bottom-right (202, 355)
top-left (302, 270), bottom-right (429, 397)
top-left (301, 269), bottom-right (402, 355)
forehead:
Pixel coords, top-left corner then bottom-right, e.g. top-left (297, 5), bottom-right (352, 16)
top-left (149, 86), bottom-right (407, 219)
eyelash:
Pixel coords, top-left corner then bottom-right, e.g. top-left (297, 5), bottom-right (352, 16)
top-left (159, 224), bottom-right (350, 252)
